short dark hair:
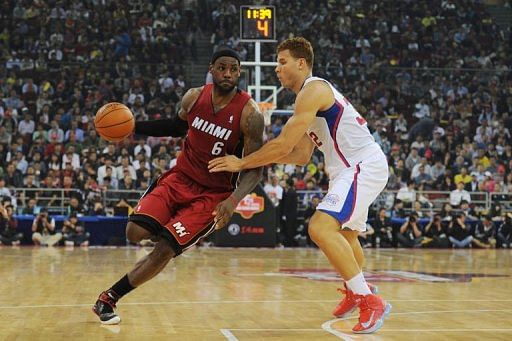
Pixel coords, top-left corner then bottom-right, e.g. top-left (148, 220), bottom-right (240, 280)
top-left (277, 37), bottom-right (314, 67)
top-left (210, 48), bottom-right (241, 65)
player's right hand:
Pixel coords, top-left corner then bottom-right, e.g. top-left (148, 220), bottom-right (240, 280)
top-left (212, 197), bottom-right (237, 230)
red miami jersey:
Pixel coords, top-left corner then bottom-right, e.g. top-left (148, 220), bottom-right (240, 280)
top-left (175, 84), bottom-right (251, 191)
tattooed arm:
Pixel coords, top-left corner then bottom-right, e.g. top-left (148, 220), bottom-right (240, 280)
top-left (212, 99), bottom-right (264, 229)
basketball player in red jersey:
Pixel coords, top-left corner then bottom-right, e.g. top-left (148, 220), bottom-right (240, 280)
top-left (92, 49), bottom-right (264, 324)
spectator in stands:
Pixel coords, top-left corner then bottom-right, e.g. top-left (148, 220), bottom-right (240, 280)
top-left (31, 208), bottom-right (61, 246)
top-left (18, 111), bottom-right (35, 137)
top-left (97, 156), bottom-right (115, 184)
top-left (497, 213), bottom-right (512, 248)
top-left (263, 175), bottom-right (283, 208)
top-left (450, 182), bottom-right (471, 207)
top-left (472, 216), bottom-right (496, 248)
top-left (87, 201), bottom-right (105, 216)
top-left (116, 155), bottom-right (137, 181)
top-left (430, 159), bottom-right (446, 183)
top-left (405, 147), bottom-right (420, 172)
top-left (62, 212), bottom-right (89, 247)
top-left (47, 120), bottom-right (64, 143)
top-left (459, 200), bottom-right (478, 220)
top-left (413, 164), bottom-right (434, 189)
top-left (4, 163), bottom-right (23, 188)
top-left (358, 223), bottom-right (374, 248)
top-left (373, 207), bottom-right (394, 248)
top-left (396, 180), bottom-right (416, 207)
top-left (391, 199), bottom-right (406, 219)
top-left (448, 213), bottom-right (473, 248)
top-left (280, 179), bottom-right (298, 247)
top-left (454, 167), bottom-right (472, 189)
top-left (0, 177), bottom-right (14, 203)
top-left (423, 214), bottom-right (450, 248)
top-left (488, 203), bottom-right (504, 221)
top-left (22, 197), bottom-right (40, 215)
top-left (68, 196), bottom-right (85, 216)
top-left (0, 203), bottom-right (22, 245)
top-left (397, 213), bottom-right (424, 248)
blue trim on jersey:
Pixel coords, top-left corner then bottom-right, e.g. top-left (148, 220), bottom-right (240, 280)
top-left (316, 101), bottom-right (341, 133)
top-left (318, 180), bottom-right (356, 224)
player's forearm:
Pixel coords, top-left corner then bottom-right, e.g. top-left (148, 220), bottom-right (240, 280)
top-left (231, 168), bottom-right (263, 202)
top-left (240, 139), bottom-right (292, 169)
top-left (134, 118), bottom-right (188, 137)
top-left (275, 146), bottom-right (312, 166)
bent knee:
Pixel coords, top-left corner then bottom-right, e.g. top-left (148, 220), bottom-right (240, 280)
top-left (308, 223), bottom-right (324, 243)
top-left (308, 213), bottom-right (341, 242)
top-left (151, 240), bottom-right (176, 260)
top-left (126, 221), bottom-right (151, 243)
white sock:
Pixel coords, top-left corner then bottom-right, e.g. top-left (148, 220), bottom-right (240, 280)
top-left (346, 272), bottom-right (371, 295)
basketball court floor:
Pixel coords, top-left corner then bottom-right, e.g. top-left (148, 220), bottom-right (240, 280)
top-left (0, 246), bottom-right (511, 340)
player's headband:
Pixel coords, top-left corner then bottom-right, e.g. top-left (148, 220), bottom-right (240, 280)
top-left (211, 48), bottom-right (241, 65)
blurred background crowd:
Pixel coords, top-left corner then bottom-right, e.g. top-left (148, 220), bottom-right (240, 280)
top-left (0, 0), bottom-right (511, 247)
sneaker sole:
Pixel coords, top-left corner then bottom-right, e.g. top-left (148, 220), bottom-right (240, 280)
top-left (100, 316), bottom-right (121, 325)
top-left (352, 303), bottom-right (392, 334)
top-left (92, 307), bottom-right (121, 325)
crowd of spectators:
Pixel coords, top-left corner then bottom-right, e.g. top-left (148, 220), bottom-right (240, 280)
top-left (0, 1), bottom-right (512, 248)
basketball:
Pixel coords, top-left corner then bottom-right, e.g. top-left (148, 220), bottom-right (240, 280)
top-left (94, 102), bottom-right (135, 142)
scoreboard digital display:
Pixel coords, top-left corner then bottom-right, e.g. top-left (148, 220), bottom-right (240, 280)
top-left (240, 6), bottom-right (276, 42)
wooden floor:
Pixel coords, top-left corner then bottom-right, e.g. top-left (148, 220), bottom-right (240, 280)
top-left (0, 246), bottom-right (511, 340)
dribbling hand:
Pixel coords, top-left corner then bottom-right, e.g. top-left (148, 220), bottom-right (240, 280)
top-left (212, 196), bottom-right (238, 230)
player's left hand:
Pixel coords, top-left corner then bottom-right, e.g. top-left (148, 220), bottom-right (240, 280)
top-left (208, 155), bottom-right (243, 173)
top-left (212, 196), bottom-right (237, 230)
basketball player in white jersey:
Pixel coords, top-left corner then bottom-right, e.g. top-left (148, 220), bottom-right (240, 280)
top-left (209, 37), bottom-right (391, 334)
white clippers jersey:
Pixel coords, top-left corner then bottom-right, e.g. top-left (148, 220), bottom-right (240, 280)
top-left (304, 77), bottom-right (383, 179)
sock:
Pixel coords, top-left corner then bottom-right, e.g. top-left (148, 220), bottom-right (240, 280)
top-left (346, 272), bottom-right (372, 295)
top-left (110, 274), bottom-right (135, 298)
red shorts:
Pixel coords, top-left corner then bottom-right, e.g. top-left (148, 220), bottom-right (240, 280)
top-left (129, 169), bottom-right (231, 253)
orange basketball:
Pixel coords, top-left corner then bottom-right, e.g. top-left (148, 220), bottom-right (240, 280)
top-left (94, 102), bottom-right (135, 142)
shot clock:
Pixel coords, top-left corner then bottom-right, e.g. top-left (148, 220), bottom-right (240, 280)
top-left (240, 5), bottom-right (276, 41)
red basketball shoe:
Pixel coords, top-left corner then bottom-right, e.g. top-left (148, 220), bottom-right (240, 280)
top-left (332, 282), bottom-right (378, 318)
top-left (92, 290), bottom-right (121, 325)
top-left (352, 294), bottom-right (391, 334)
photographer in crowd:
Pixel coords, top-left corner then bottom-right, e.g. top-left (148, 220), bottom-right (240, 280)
top-left (422, 214), bottom-right (450, 248)
top-left (62, 212), bottom-right (90, 247)
top-left (448, 213), bottom-right (473, 248)
top-left (31, 208), bottom-right (62, 246)
top-left (397, 213), bottom-right (424, 247)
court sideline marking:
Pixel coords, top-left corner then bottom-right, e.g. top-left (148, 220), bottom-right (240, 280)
top-left (220, 309), bottom-right (512, 340)
top-left (1, 299), bottom-right (512, 310)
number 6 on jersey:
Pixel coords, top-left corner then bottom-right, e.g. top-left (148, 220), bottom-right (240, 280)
top-left (211, 141), bottom-right (224, 155)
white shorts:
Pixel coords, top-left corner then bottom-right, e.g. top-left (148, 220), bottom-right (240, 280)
top-left (317, 153), bottom-right (388, 231)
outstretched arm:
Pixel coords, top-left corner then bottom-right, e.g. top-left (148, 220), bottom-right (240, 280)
top-left (275, 133), bottom-right (315, 166)
top-left (208, 81), bottom-right (330, 172)
top-left (212, 100), bottom-right (264, 229)
top-left (133, 87), bottom-right (202, 137)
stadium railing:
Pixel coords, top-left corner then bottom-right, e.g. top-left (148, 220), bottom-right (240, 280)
top-left (7, 187), bottom-right (497, 217)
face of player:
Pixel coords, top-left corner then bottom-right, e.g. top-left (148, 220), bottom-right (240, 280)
top-left (275, 49), bottom-right (304, 90)
top-left (210, 57), bottom-right (240, 94)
